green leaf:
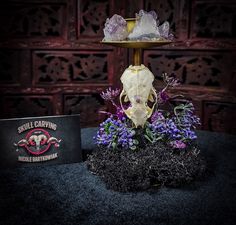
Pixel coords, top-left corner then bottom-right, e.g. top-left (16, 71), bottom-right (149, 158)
top-left (145, 128), bottom-right (154, 138)
top-left (111, 142), bottom-right (117, 150)
top-left (155, 136), bottom-right (163, 141)
top-left (130, 145), bottom-right (137, 150)
top-left (144, 135), bottom-right (154, 143)
top-left (130, 129), bottom-right (136, 136)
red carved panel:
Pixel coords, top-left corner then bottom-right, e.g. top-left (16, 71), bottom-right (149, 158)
top-left (1, 95), bottom-right (53, 119)
top-left (0, 0), bottom-right (235, 134)
top-left (144, 50), bottom-right (233, 88)
top-left (0, 2), bottom-right (66, 38)
top-left (0, 49), bottom-right (20, 84)
top-left (33, 50), bottom-right (112, 85)
top-left (63, 94), bottom-right (107, 127)
top-left (203, 101), bottom-right (236, 134)
top-left (144, 0), bottom-right (177, 33)
top-left (78, 0), bottom-right (110, 37)
top-left (191, 2), bottom-right (236, 38)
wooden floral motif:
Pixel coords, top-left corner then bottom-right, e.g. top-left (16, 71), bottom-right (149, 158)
top-left (192, 3), bottom-right (236, 38)
top-left (203, 101), bottom-right (236, 134)
top-left (34, 51), bottom-right (110, 84)
top-left (64, 94), bottom-right (107, 127)
top-left (0, 49), bottom-right (20, 84)
top-left (79, 0), bottom-right (110, 36)
top-left (0, 3), bottom-right (65, 37)
top-left (144, 50), bottom-right (232, 87)
top-left (1, 96), bottom-right (53, 118)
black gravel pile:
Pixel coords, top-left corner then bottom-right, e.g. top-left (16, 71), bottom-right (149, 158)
top-left (86, 143), bottom-right (206, 192)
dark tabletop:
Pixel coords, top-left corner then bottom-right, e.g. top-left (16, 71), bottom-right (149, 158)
top-left (0, 128), bottom-right (236, 225)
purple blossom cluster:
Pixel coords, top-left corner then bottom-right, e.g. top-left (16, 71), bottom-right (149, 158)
top-left (163, 73), bottom-right (180, 87)
top-left (95, 117), bottom-right (138, 150)
top-left (174, 103), bottom-right (200, 130)
top-left (146, 103), bottom-right (200, 149)
top-left (149, 118), bottom-right (182, 139)
top-left (169, 140), bottom-right (186, 149)
top-left (100, 87), bottom-right (120, 101)
top-left (96, 86), bottom-right (200, 150)
top-left (157, 73), bottom-right (181, 104)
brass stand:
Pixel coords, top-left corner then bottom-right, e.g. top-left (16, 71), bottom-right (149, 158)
top-left (133, 48), bottom-right (142, 66)
top-left (100, 18), bottom-right (172, 127)
top-left (101, 18), bottom-right (171, 67)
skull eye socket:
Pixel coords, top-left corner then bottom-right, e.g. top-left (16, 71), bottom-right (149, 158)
top-left (29, 140), bottom-right (35, 146)
top-left (40, 138), bottom-right (46, 144)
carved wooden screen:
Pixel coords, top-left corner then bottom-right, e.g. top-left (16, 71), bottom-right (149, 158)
top-left (0, 0), bottom-right (236, 133)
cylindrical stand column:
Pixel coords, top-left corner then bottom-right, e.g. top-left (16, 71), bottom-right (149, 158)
top-left (133, 48), bottom-right (142, 66)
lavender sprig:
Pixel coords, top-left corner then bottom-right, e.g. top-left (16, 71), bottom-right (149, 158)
top-left (163, 73), bottom-right (180, 88)
top-left (96, 83), bottom-right (200, 151)
top-left (146, 104), bottom-right (200, 149)
top-left (156, 73), bottom-right (180, 104)
top-left (100, 87), bottom-right (120, 101)
top-left (94, 117), bottom-right (138, 150)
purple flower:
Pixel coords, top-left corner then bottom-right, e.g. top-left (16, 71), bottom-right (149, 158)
top-left (116, 106), bottom-right (125, 120)
top-left (169, 140), bottom-right (186, 149)
top-left (159, 91), bottom-right (169, 103)
top-left (163, 73), bottom-right (180, 87)
top-left (100, 87), bottom-right (120, 101)
top-left (95, 116), bottom-right (137, 150)
top-left (173, 103), bottom-right (201, 129)
top-left (147, 105), bottom-right (199, 146)
top-left (181, 128), bottom-right (197, 140)
top-left (151, 111), bottom-right (165, 123)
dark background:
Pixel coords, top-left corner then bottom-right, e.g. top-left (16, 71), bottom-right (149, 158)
top-left (0, 0), bottom-right (235, 134)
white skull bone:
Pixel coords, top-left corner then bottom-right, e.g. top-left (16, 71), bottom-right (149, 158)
top-left (120, 64), bottom-right (157, 127)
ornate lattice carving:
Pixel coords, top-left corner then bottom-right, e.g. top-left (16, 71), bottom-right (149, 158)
top-left (79, 0), bottom-right (109, 36)
top-left (0, 4), bottom-right (65, 37)
top-left (192, 3), bottom-right (236, 38)
top-left (144, 51), bottom-right (231, 87)
top-left (0, 49), bottom-right (20, 84)
top-left (144, 0), bottom-right (176, 32)
top-left (203, 101), bottom-right (236, 134)
top-left (0, 0), bottom-right (235, 134)
top-left (2, 96), bottom-right (53, 118)
top-left (64, 94), bottom-right (107, 127)
top-left (34, 51), bottom-right (110, 84)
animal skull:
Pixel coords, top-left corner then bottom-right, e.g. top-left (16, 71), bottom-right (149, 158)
top-left (120, 64), bottom-right (157, 127)
top-left (28, 134), bottom-right (47, 150)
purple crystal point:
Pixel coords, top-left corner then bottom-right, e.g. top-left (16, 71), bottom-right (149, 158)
top-left (148, 10), bottom-right (158, 20)
top-left (159, 21), bottom-right (170, 39)
top-left (137, 10), bottom-right (157, 20)
top-left (103, 14), bottom-right (128, 41)
top-left (167, 33), bottom-right (175, 41)
top-left (128, 10), bottom-right (160, 40)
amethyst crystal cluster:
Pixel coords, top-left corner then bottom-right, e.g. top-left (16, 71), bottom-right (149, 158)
top-left (95, 74), bottom-right (200, 150)
top-left (103, 10), bottom-right (173, 41)
top-left (103, 14), bottom-right (128, 41)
